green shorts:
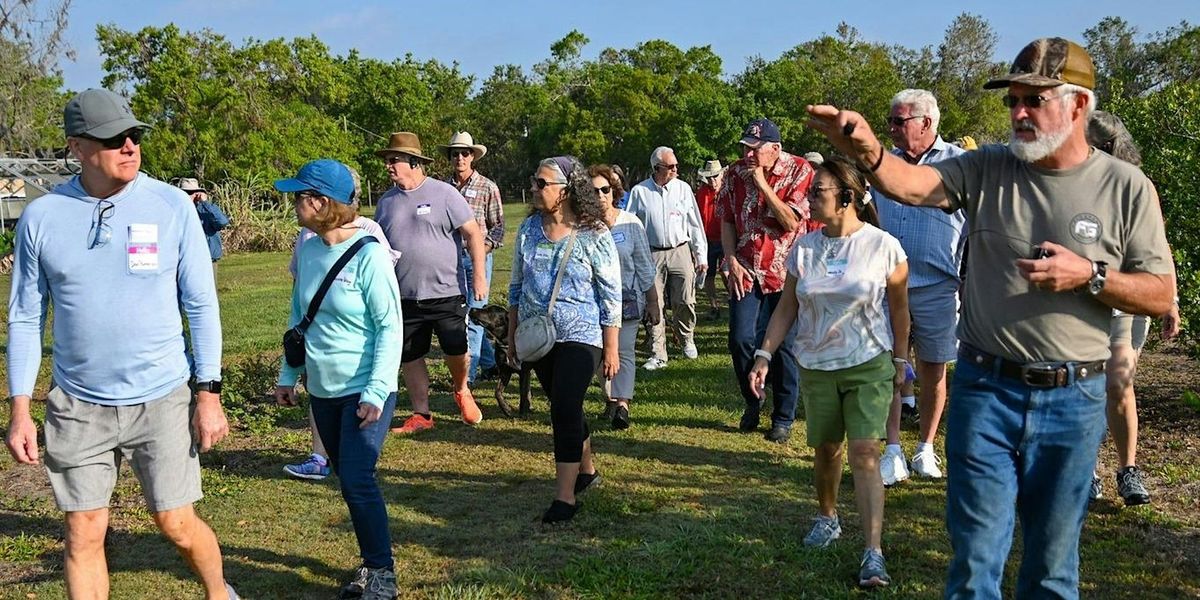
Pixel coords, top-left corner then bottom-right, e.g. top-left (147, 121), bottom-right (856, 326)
top-left (800, 352), bottom-right (894, 447)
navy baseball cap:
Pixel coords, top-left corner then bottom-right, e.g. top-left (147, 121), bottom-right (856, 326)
top-left (739, 118), bottom-right (782, 147)
top-left (274, 159), bottom-right (355, 204)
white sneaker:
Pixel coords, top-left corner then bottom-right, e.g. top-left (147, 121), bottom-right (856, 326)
top-left (910, 448), bottom-right (944, 478)
top-left (682, 342), bottom-right (698, 359)
top-left (642, 357), bottom-right (667, 370)
top-left (880, 447), bottom-right (910, 487)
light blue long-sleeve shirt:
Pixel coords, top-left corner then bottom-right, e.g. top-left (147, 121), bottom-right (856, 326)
top-left (278, 231), bottom-right (403, 409)
top-left (7, 173), bottom-right (222, 405)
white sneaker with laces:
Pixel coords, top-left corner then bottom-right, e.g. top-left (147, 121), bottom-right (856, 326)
top-left (880, 447), bottom-right (910, 487)
top-left (643, 357), bottom-right (667, 370)
top-left (910, 448), bottom-right (944, 478)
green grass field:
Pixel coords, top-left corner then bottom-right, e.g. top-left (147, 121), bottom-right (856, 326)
top-left (1, 205), bottom-right (1198, 598)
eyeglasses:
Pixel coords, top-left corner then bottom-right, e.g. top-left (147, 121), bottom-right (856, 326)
top-left (81, 129), bottom-right (145, 150)
top-left (449, 149), bottom-right (472, 158)
top-left (885, 115), bottom-right (924, 127)
top-left (530, 176), bottom-right (566, 190)
top-left (383, 154), bottom-right (410, 165)
top-left (807, 185), bottom-right (842, 198)
top-left (295, 191), bottom-right (322, 203)
top-left (1002, 92), bottom-right (1068, 109)
top-left (88, 199), bottom-right (115, 249)
top-left (594, 185), bottom-right (612, 195)
top-left (655, 163), bottom-right (679, 171)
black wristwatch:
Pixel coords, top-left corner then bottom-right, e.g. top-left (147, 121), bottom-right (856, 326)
top-left (1088, 261), bottom-right (1108, 296)
top-left (194, 380), bottom-right (222, 394)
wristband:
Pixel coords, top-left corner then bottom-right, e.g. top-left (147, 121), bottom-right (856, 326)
top-left (867, 145), bottom-right (886, 172)
top-left (754, 349), bottom-right (773, 362)
top-left (892, 357), bottom-right (909, 365)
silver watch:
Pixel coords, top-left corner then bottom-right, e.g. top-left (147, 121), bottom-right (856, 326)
top-left (1088, 261), bottom-right (1108, 295)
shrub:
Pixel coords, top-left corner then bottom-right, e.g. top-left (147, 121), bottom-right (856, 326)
top-left (211, 175), bottom-right (298, 254)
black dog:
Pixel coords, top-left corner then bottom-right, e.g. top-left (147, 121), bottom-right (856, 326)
top-left (469, 305), bottom-right (534, 417)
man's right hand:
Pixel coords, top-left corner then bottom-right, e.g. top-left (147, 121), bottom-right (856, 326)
top-left (275, 385), bottom-right (298, 407)
top-left (727, 258), bottom-right (752, 301)
top-left (806, 105), bottom-right (881, 165)
top-left (6, 396), bottom-right (40, 465)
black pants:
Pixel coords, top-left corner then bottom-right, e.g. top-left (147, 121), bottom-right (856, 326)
top-left (532, 342), bottom-right (601, 462)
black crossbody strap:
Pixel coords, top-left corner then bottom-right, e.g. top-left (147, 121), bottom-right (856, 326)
top-left (297, 236), bottom-right (378, 331)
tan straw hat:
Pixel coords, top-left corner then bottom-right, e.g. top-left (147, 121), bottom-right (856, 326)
top-left (697, 159), bottom-right (723, 177)
top-left (438, 131), bottom-right (487, 160)
top-left (375, 132), bottom-right (433, 162)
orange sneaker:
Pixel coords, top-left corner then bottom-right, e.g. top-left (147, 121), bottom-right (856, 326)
top-left (455, 390), bottom-right (483, 425)
top-left (391, 414), bottom-right (434, 434)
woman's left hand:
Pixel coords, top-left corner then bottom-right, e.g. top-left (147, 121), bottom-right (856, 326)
top-left (356, 402), bottom-right (382, 429)
top-left (602, 347), bottom-right (620, 379)
top-left (893, 361), bottom-right (907, 387)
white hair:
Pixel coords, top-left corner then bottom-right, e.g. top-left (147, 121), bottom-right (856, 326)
top-left (650, 146), bottom-right (674, 168)
top-left (1057, 83), bottom-right (1097, 114)
top-left (891, 89), bottom-right (940, 132)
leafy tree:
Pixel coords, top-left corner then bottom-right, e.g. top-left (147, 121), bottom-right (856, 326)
top-left (0, 0), bottom-right (72, 154)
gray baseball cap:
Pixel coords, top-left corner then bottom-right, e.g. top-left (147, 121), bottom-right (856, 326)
top-left (64, 88), bottom-right (151, 138)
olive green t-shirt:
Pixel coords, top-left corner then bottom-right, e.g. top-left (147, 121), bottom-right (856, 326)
top-left (931, 144), bottom-right (1172, 362)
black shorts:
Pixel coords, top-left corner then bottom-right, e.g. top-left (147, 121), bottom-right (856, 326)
top-left (401, 295), bottom-right (469, 362)
top-left (706, 242), bottom-right (725, 280)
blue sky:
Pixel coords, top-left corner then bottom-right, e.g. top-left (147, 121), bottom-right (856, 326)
top-left (60, 0), bottom-right (1200, 91)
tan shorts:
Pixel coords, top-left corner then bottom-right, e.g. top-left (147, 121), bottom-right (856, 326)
top-left (1109, 313), bottom-right (1151, 351)
top-left (43, 384), bottom-right (202, 513)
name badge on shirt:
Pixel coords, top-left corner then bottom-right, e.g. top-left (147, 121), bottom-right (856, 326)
top-left (826, 258), bottom-right (848, 277)
top-left (611, 231), bottom-right (627, 244)
top-left (464, 189), bottom-right (478, 198)
top-left (127, 224), bottom-right (159, 272)
top-left (534, 242), bottom-right (554, 269)
top-left (416, 203), bottom-right (432, 216)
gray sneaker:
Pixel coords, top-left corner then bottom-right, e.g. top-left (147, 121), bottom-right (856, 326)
top-left (803, 514), bottom-right (841, 548)
top-left (858, 548), bottom-right (891, 588)
top-left (1089, 473), bottom-right (1103, 501)
top-left (1116, 465), bottom-right (1151, 506)
top-left (339, 566), bottom-right (369, 599)
top-left (361, 566), bottom-right (398, 600)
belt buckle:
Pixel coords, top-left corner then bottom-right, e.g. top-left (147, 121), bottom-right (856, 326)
top-left (1020, 362), bottom-right (1064, 388)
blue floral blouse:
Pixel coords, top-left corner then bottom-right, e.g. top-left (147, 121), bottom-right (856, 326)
top-left (509, 214), bottom-right (622, 347)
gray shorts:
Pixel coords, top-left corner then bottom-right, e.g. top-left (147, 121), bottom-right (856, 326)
top-left (908, 279), bottom-right (960, 363)
top-left (1110, 312), bottom-right (1151, 350)
top-left (44, 384), bottom-right (202, 513)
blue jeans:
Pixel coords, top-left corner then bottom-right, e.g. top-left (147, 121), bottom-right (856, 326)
top-left (463, 252), bottom-right (495, 382)
top-left (310, 391), bottom-right (398, 570)
top-left (945, 357), bottom-right (1107, 600)
top-left (728, 282), bottom-right (800, 428)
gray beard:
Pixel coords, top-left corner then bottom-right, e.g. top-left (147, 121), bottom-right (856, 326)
top-left (1009, 124), bottom-right (1072, 163)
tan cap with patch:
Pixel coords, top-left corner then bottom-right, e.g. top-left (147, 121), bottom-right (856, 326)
top-left (984, 37), bottom-right (1096, 90)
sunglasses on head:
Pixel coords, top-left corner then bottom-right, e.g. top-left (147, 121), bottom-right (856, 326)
top-left (530, 176), bottom-right (566, 190)
top-left (81, 129), bottom-right (145, 150)
top-left (449, 149), bottom-right (472, 158)
top-left (1002, 92), bottom-right (1066, 109)
top-left (885, 115), bottom-right (924, 127)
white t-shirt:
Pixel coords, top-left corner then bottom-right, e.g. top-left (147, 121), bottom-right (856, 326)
top-left (787, 223), bottom-right (906, 371)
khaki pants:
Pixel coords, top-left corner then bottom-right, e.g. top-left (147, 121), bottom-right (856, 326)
top-left (647, 244), bottom-right (696, 360)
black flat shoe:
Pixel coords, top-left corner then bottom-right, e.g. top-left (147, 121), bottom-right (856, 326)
top-left (542, 499), bottom-right (581, 524)
top-left (575, 470), bottom-right (601, 495)
top-left (600, 401), bottom-right (618, 420)
top-left (612, 405), bottom-right (630, 430)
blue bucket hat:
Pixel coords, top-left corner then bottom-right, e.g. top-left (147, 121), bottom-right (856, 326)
top-left (274, 159), bottom-right (355, 204)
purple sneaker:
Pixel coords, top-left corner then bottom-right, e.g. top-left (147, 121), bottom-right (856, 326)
top-left (284, 455), bottom-right (330, 480)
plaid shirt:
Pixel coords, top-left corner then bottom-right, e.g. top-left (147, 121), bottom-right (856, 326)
top-left (716, 151), bottom-right (819, 294)
top-left (449, 171), bottom-right (504, 251)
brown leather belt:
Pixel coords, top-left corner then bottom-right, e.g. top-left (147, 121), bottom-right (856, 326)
top-left (958, 343), bottom-right (1106, 388)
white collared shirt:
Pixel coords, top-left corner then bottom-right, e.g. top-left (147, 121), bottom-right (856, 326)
top-left (625, 176), bottom-right (707, 262)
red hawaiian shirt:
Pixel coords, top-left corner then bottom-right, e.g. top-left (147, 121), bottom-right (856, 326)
top-left (716, 151), bottom-right (819, 294)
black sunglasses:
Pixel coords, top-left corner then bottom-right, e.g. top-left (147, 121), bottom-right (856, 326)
top-left (885, 115), bottom-right (924, 127)
top-left (81, 129), bottom-right (145, 150)
top-left (655, 163), bottom-right (679, 171)
top-left (449, 149), bottom-right (473, 158)
top-left (89, 199), bottom-right (115, 249)
top-left (594, 185), bottom-right (612, 195)
top-left (1002, 93), bottom-right (1064, 109)
top-left (530, 176), bottom-right (566, 190)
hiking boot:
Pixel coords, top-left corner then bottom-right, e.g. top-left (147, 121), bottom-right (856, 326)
top-left (682, 341), bottom-right (698, 359)
top-left (803, 514), bottom-right (841, 548)
top-left (455, 390), bottom-right (483, 425)
top-left (283, 454), bottom-right (331, 480)
top-left (1089, 473), bottom-right (1103, 501)
top-left (575, 470), bottom-right (601, 495)
top-left (360, 566), bottom-right (398, 600)
top-left (542, 499), bottom-right (581, 524)
top-left (858, 548), bottom-right (892, 588)
top-left (764, 425), bottom-right (791, 444)
top-left (391, 414), bottom-right (434, 435)
top-left (738, 407), bottom-right (761, 432)
top-left (642, 357), bottom-right (667, 370)
top-left (910, 448), bottom-right (944, 479)
top-left (612, 405), bottom-right (630, 430)
top-left (1116, 465), bottom-right (1151, 506)
top-left (880, 446), bottom-right (910, 487)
